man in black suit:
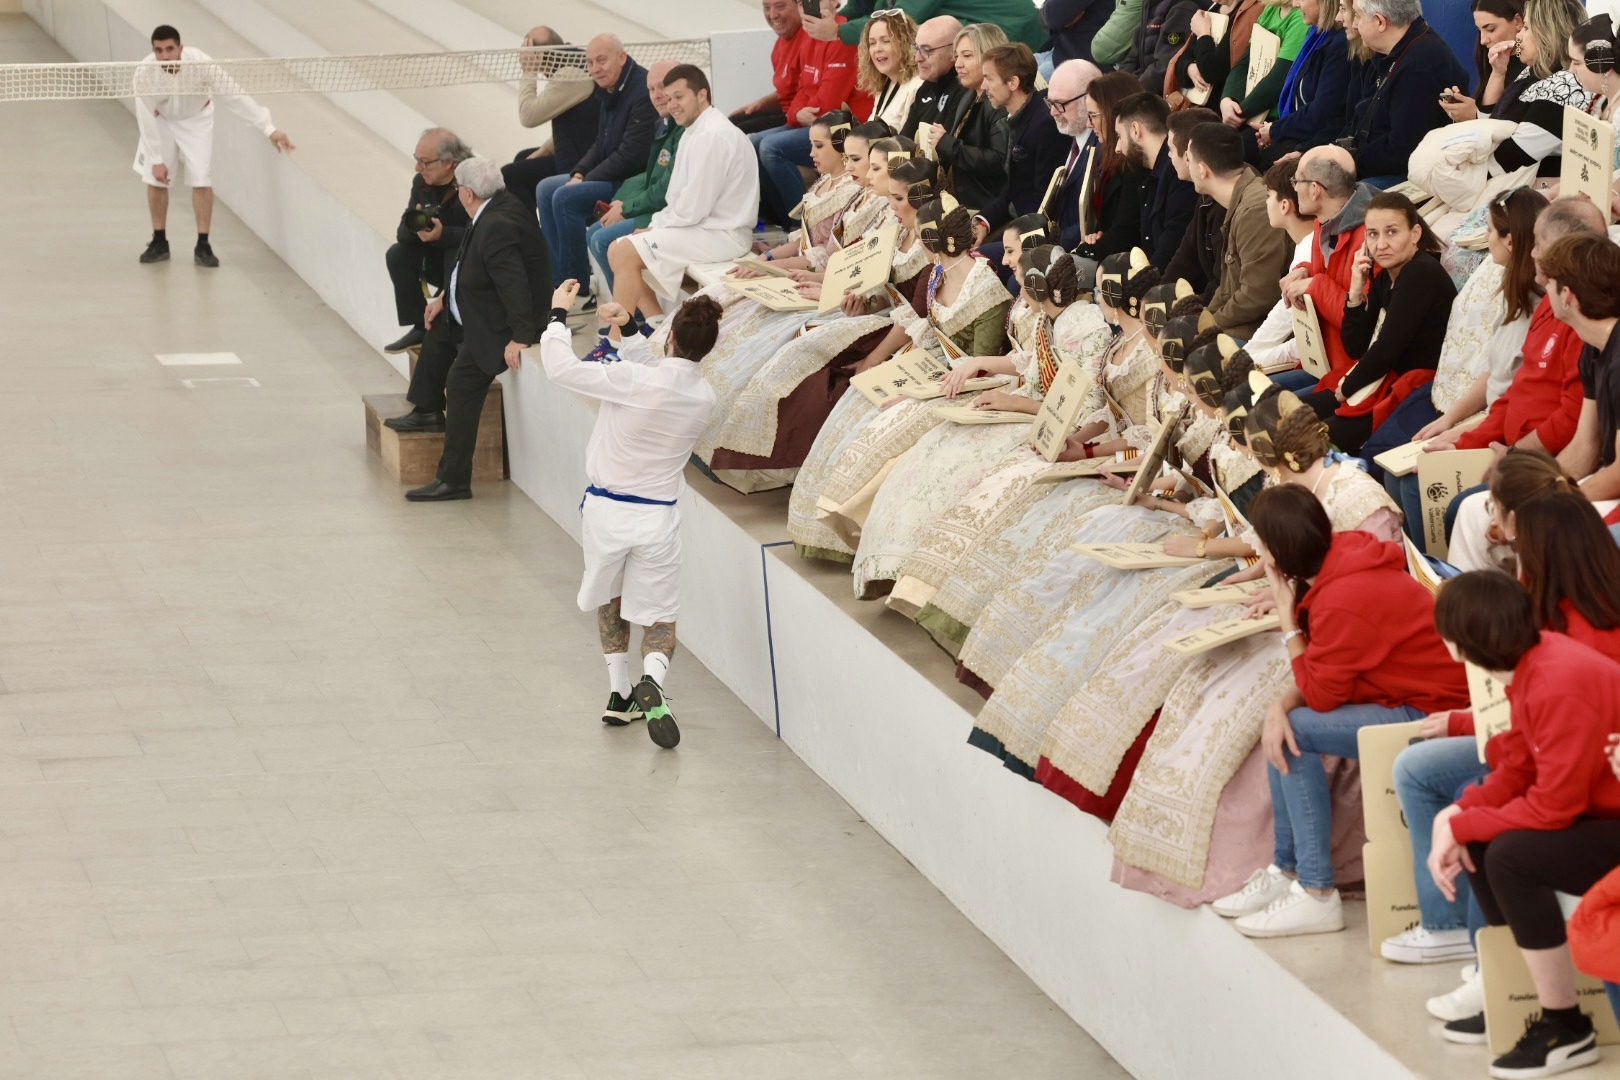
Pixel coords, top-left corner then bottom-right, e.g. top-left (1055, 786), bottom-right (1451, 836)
top-left (405, 157), bottom-right (551, 502)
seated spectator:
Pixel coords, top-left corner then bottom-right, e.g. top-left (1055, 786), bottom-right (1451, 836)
top-left (1437, 0), bottom-right (1527, 121)
top-left (535, 36), bottom-right (657, 311)
top-left (1184, 122), bottom-right (1290, 338)
top-left (1429, 570), bottom-right (1620, 1079)
top-left (970, 44), bottom-right (1070, 272)
top-left (1092, 0), bottom-right (1146, 68)
top-left (1114, 91), bottom-right (1198, 268)
top-left (1220, 0), bottom-right (1309, 139)
top-left (1242, 159), bottom-right (1323, 378)
top-left (748, 0), bottom-right (867, 228)
top-left (1330, 0), bottom-right (1379, 147)
top-left (1075, 71), bottom-right (1150, 264)
top-left (586, 62), bottom-right (680, 296)
top-left (1254, 0), bottom-right (1352, 165)
top-left (930, 23), bottom-right (1011, 212)
top-left (383, 127), bottom-right (473, 354)
top-left (1043, 59), bottom-right (1105, 251)
top-left (1279, 145), bottom-right (1369, 387)
top-left (1570, 739), bottom-right (1620, 1027)
top-left (1166, 0), bottom-right (1266, 110)
top-left (1544, 231), bottom-right (1620, 502)
top-left (729, 0), bottom-right (801, 135)
top-left (1044, 0), bottom-right (1121, 65)
top-left (502, 28), bottom-right (600, 211)
top-left (899, 17), bottom-right (969, 139)
top-left (1341, 0), bottom-right (1468, 186)
top-left (1163, 108), bottom-right (1226, 297)
top-left (1564, 18), bottom-right (1620, 206)
top-left (815, 0), bottom-right (1048, 52)
top-left (607, 67), bottom-right (760, 322)
top-left (1213, 482), bottom-right (1468, 939)
top-left (858, 10), bottom-right (925, 133)
top-left (1300, 192), bottom-right (1455, 453)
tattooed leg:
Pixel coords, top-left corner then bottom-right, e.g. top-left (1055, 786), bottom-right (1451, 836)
top-left (597, 598), bottom-right (630, 654)
top-left (641, 622), bottom-right (678, 662)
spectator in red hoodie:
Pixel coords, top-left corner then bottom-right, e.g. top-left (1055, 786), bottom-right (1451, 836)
top-left (1430, 570), bottom-right (1620, 1079)
top-left (1569, 733), bottom-right (1620, 1026)
top-left (1214, 484), bottom-right (1469, 940)
top-left (740, 0), bottom-right (869, 226)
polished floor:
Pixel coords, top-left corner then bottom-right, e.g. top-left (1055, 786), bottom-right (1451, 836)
top-left (0, 15), bottom-right (1128, 1080)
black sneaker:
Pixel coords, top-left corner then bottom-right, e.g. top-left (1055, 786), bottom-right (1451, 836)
top-left (601, 691), bottom-right (642, 726)
top-left (1489, 1012), bottom-right (1599, 1079)
top-left (1444, 1013), bottom-right (1488, 1045)
top-left (194, 243), bottom-right (219, 268)
top-left (631, 675), bottom-right (679, 749)
top-left (139, 239), bottom-right (170, 264)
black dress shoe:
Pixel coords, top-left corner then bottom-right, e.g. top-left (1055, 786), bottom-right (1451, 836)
top-left (405, 480), bottom-right (472, 501)
top-left (384, 327), bottom-right (425, 353)
top-left (384, 409), bottom-right (445, 433)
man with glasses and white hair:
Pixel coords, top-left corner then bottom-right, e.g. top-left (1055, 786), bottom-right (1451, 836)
top-left (1043, 58), bottom-right (1102, 251)
top-left (384, 128), bottom-right (474, 354)
top-left (404, 157), bottom-right (550, 501)
top-left (1341, 0), bottom-right (1466, 186)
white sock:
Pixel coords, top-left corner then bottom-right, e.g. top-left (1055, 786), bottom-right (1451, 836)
top-left (643, 652), bottom-right (670, 688)
top-left (605, 653), bottom-right (631, 697)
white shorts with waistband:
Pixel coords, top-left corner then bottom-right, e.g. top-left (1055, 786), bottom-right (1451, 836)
top-left (578, 495), bottom-right (682, 626)
top-left (133, 112), bottom-right (214, 188)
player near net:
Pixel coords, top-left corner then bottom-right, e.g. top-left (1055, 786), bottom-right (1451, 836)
top-left (539, 278), bottom-right (720, 749)
top-left (133, 24), bottom-right (295, 267)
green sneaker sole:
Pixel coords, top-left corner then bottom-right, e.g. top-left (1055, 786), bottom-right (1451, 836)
top-left (632, 680), bottom-right (680, 749)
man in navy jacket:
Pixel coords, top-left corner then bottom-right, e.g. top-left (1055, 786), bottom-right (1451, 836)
top-left (1343, 0), bottom-right (1466, 184)
top-left (1114, 91), bottom-right (1196, 268)
top-left (535, 34), bottom-right (657, 304)
top-left (972, 44), bottom-right (1071, 279)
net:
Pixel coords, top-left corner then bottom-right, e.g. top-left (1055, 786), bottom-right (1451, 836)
top-left (0, 41), bottom-right (709, 103)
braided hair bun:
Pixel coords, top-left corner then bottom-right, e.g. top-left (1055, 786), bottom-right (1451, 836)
top-left (1159, 315), bottom-right (1203, 373)
top-left (889, 156), bottom-right (940, 206)
top-left (1096, 247), bottom-right (1162, 319)
top-left (1245, 385), bottom-right (1331, 472)
top-left (813, 109), bottom-right (856, 152)
top-left (917, 193), bottom-right (975, 256)
top-left (1020, 245), bottom-right (1080, 307)
top-left (1183, 334), bottom-right (1254, 409)
top-left (1142, 279), bottom-right (1194, 338)
top-left (1006, 212), bottom-right (1056, 250)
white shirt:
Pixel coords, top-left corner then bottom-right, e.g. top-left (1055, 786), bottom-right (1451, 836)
top-left (1246, 233), bottom-right (1315, 371)
top-left (539, 322), bottom-right (718, 502)
top-left (447, 196), bottom-right (490, 326)
top-left (648, 106), bottom-right (760, 233)
top-left (133, 47), bottom-right (276, 163)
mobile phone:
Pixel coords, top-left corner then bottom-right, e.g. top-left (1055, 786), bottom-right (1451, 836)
top-left (1440, 91), bottom-right (1461, 104)
top-left (589, 200), bottom-right (611, 223)
top-left (800, 0), bottom-right (821, 16)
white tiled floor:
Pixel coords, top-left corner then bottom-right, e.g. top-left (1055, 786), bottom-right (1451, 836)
top-left (0, 14), bottom-right (1127, 1080)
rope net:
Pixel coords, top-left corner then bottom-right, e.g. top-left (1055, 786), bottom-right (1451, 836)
top-left (0, 41), bottom-right (709, 103)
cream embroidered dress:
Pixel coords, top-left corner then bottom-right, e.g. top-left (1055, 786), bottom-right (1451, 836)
top-left (849, 302), bottom-right (1113, 599)
top-left (787, 256), bottom-right (1012, 560)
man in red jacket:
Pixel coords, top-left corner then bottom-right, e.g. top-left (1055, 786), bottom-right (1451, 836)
top-left (1430, 572), bottom-right (1620, 1080)
top-left (1277, 145), bottom-right (1373, 395)
top-left (740, 0), bottom-right (868, 226)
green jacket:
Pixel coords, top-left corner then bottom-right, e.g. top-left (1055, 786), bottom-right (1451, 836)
top-left (839, 0), bottom-right (1046, 50)
top-left (615, 117), bottom-right (684, 228)
top-left (1093, 0), bottom-right (1144, 66)
top-left (1224, 5), bottom-right (1309, 121)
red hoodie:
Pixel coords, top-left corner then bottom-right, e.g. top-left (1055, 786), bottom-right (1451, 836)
top-left (773, 24), bottom-right (871, 126)
top-left (1451, 631), bottom-right (1620, 845)
top-left (1454, 296), bottom-right (1585, 454)
top-left (1570, 865), bottom-right (1620, 982)
top-left (1291, 531), bottom-right (1469, 713)
top-left (1448, 604), bottom-right (1620, 737)
top-left (1302, 219), bottom-right (1368, 393)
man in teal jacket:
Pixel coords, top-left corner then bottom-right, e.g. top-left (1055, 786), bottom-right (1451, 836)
top-left (805, 0), bottom-right (1047, 51)
top-left (587, 60), bottom-right (683, 293)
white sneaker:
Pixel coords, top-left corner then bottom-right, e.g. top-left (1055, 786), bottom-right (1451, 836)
top-left (1234, 881), bottom-right (1345, 939)
top-left (1428, 963), bottom-right (1485, 1023)
top-left (1211, 865), bottom-right (1294, 918)
top-left (1381, 925), bottom-right (1476, 965)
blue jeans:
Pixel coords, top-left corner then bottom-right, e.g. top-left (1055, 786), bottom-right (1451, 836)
top-left (587, 217), bottom-right (639, 292)
top-left (751, 125), bottom-right (812, 224)
top-left (1394, 736), bottom-right (1485, 930)
top-left (1362, 383), bottom-right (1437, 482)
top-left (1270, 368), bottom-right (1319, 394)
top-left (1607, 982), bottom-right (1620, 1024)
top-left (536, 174), bottom-right (614, 287)
top-left (1271, 701), bottom-right (1425, 891)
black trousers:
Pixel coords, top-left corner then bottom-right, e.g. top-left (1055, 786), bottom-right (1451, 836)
top-left (435, 345), bottom-right (499, 488)
top-left (1300, 388), bottom-right (1376, 455)
top-left (1466, 819), bottom-right (1620, 950)
top-left (731, 106), bottom-right (787, 134)
top-left (502, 149), bottom-right (561, 212)
top-left (405, 315), bottom-right (463, 413)
top-left (386, 240), bottom-right (447, 329)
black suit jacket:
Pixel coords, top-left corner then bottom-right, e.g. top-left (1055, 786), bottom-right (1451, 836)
top-left (450, 189), bottom-right (551, 375)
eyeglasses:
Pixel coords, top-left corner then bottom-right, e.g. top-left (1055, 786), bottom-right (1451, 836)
top-left (1046, 91), bottom-right (1086, 113)
top-left (1085, 111), bottom-right (1102, 123)
top-left (913, 42), bottom-right (948, 58)
top-left (1289, 175), bottom-right (1320, 188)
top-left (413, 156), bottom-right (446, 167)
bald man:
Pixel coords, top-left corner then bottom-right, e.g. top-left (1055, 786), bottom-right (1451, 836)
top-left (1277, 144), bottom-right (1374, 391)
top-left (534, 34), bottom-right (657, 307)
top-left (1045, 59), bottom-right (1102, 250)
top-left (502, 26), bottom-right (601, 210)
top-left (899, 17), bottom-right (967, 140)
top-left (586, 60), bottom-right (681, 296)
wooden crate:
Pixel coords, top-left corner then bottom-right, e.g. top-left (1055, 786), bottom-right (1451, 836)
top-left (362, 383), bottom-right (506, 485)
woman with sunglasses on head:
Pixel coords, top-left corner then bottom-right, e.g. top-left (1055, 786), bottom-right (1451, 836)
top-left (857, 9), bottom-right (924, 134)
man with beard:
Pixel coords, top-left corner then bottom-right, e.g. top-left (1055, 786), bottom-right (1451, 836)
top-left (971, 43), bottom-right (1070, 275)
top-left (1113, 91), bottom-right (1195, 269)
top-left (898, 17), bottom-right (968, 140)
top-left (1040, 58), bottom-right (1103, 252)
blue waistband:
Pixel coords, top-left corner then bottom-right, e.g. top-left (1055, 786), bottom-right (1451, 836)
top-left (580, 484), bottom-right (677, 511)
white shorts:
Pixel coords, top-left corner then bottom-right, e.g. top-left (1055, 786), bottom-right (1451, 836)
top-left (578, 494), bottom-right (682, 626)
top-left (133, 112), bottom-right (214, 188)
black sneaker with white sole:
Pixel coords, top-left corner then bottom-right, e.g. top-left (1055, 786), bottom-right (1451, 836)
top-left (1489, 1012), bottom-right (1599, 1079)
top-left (1443, 1012), bottom-right (1487, 1045)
top-left (601, 691), bottom-right (642, 726)
top-left (631, 675), bottom-right (679, 749)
